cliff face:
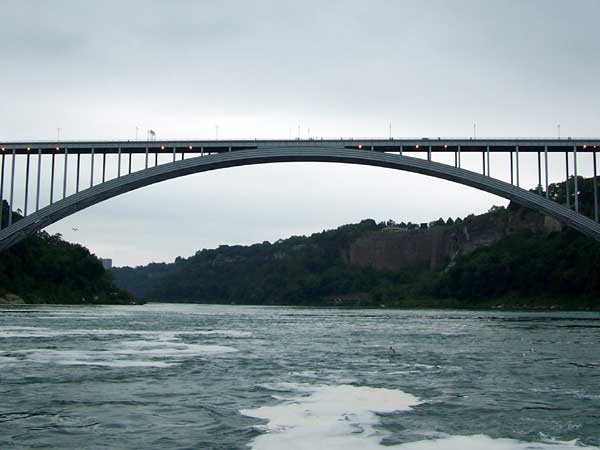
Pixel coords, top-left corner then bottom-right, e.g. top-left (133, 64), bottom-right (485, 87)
top-left (348, 205), bottom-right (563, 272)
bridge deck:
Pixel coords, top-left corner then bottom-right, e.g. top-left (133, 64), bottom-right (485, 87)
top-left (1, 138), bottom-right (599, 155)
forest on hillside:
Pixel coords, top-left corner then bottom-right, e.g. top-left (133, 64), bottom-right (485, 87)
top-left (0, 201), bottom-right (135, 304)
top-left (112, 176), bottom-right (600, 309)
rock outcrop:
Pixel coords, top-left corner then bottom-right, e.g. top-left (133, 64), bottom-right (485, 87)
top-left (348, 205), bottom-right (562, 272)
top-left (0, 294), bottom-right (26, 305)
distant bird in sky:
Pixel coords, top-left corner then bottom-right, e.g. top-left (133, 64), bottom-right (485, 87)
top-left (72, 228), bottom-right (79, 232)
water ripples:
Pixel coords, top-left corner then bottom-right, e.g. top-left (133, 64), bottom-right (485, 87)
top-left (0, 304), bottom-right (599, 449)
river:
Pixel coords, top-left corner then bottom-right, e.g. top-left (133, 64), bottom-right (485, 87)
top-left (0, 304), bottom-right (599, 449)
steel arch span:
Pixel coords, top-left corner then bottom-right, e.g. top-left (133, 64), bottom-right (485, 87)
top-left (1, 146), bottom-right (599, 252)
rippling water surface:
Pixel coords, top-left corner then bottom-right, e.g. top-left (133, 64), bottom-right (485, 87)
top-left (0, 304), bottom-right (599, 449)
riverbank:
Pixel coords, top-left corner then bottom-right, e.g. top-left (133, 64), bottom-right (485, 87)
top-left (139, 293), bottom-right (600, 311)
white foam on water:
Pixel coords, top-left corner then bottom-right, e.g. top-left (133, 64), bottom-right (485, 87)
top-left (17, 350), bottom-right (174, 368)
top-left (391, 435), bottom-right (593, 450)
top-left (0, 326), bottom-right (74, 338)
top-left (110, 339), bottom-right (238, 358)
top-left (0, 327), bottom-right (252, 339)
top-left (241, 383), bottom-right (420, 450)
top-left (5, 341), bottom-right (236, 367)
top-left (189, 330), bottom-right (252, 337)
top-left (1, 326), bottom-right (239, 368)
top-left (241, 384), bottom-right (597, 450)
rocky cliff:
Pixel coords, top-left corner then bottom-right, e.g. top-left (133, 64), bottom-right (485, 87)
top-left (348, 204), bottom-right (563, 272)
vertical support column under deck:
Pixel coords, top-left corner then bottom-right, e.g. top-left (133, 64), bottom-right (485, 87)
top-left (544, 146), bottom-right (549, 198)
top-left (90, 148), bottom-right (95, 188)
top-left (76, 153), bottom-right (80, 193)
top-left (510, 152), bottom-right (514, 185)
top-left (427, 146), bottom-right (431, 161)
top-left (399, 145), bottom-right (403, 157)
top-left (515, 146), bottom-right (520, 187)
top-left (8, 148), bottom-right (16, 226)
top-left (155, 150), bottom-right (158, 167)
top-left (24, 153), bottom-right (30, 216)
top-left (486, 146), bottom-right (490, 177)
top-left (63, 148), bottom-right (68, 199)
top-left (102, 152), bottom-right (106, 183)
top-left (129, 152), bottom-right (132, 174)
top-left (593, 151), bottom-right (598, 222)
top-left (457, 145), bottom-right (461, 168)
top-left (145, 146), bottom-right (149, 169)
top-left (482, 151), bottom-right (486, 176)
top-left (537, 151), bottom-right (542, 195)
top-left (36, 149), bottom-right (41, 212)
top-left (573, 145), bottom-right (579, 213)
top-left (50, 153), bottom-right (55, 204)
top-left (454, 150), bottom-right (457, 168)
top-left (0, 152), bottom-right (5, 228)
top-left (565, 152), bottom-right (570, 208)
top-left (172, 146), bottom-right (176, 162)
top-left (117, 147), bottom-right (122, 178)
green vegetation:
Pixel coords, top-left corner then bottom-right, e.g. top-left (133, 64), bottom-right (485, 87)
top-left (113, 219), bottom-right (415, 306)
top-left (3, 175), bottom-right (598, 309)
top-left (435, 230), bottom-right (600, 303)
top-left (0, 201), bottom-right (136, 304)
top-left (114, 176), bottom-right (600, 310)
top-left (114, 220), bottom-right (599, 309)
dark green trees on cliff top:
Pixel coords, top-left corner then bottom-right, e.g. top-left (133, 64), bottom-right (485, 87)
top-left (0, 200), bottom-right (135, 304)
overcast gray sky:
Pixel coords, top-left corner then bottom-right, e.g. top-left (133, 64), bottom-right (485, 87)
top-left (2, 1), bottom-right (599, 266)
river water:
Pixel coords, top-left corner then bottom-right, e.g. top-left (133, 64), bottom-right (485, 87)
top-left (0, 304), bottom-right (598, 449)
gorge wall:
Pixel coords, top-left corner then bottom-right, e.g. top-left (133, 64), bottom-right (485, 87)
top-left (347, 205), bottom-right (563, 272)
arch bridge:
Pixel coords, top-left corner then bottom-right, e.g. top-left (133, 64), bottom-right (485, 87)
top-left (0, 138), bottom-right (599, 252)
